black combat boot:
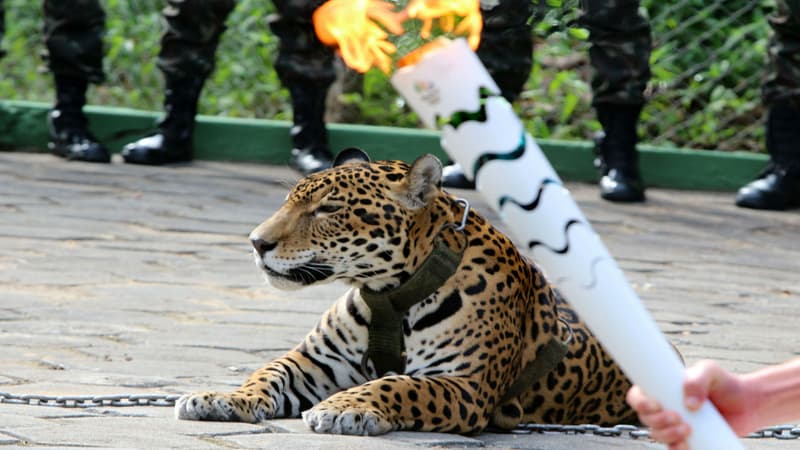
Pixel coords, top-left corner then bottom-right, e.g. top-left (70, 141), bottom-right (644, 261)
top-left (121, 77), bottom-right (203, 165)
top-left (594, 103), bottom-right (645, 202)
top-left (441, 163), bottom-right (476, 189)
top-left (48, 75), bottom-right (110, 163)
top-left (287, 81), bottom-right (333, 175)
top-left (735, 99), bottom-right (800, 210)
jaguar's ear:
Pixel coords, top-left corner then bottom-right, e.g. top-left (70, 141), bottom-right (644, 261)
top-left (403, 154), bottom-right (443, 209)
top-left (333, 147), bottom-right (371, 167)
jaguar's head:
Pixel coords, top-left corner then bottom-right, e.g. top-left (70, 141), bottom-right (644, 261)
top-left (249, 148), bottom-right (454, 291)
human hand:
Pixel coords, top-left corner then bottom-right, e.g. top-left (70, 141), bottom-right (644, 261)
top-left (626, 360), bottom-right (757, 449)
top-left (626, 384), bottom-right (691, 449)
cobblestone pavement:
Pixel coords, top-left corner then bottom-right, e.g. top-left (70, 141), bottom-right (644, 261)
top-left (1, 152), bottom-right (798, 449)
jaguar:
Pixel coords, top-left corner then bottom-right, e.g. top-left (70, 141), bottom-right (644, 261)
top-left (175, 148), bottom-right (638, 435)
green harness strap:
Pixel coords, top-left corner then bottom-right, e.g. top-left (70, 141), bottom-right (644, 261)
top-left (360, 238), bottom-right (463, 375)
top-left (499, 333), bottom-right (570, 405)
top-left (359, 227), bottom-right (570, 395)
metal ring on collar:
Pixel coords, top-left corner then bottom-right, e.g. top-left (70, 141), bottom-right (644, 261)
top-left (558, 316), bottom-right (575, 346)
top-left (452, 198), bottom-right (470, 232)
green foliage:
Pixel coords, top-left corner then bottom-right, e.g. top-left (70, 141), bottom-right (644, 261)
top-left (643, 0), bottom-right (771, 151)
top-left (0, 0), bottom-right (777, 152)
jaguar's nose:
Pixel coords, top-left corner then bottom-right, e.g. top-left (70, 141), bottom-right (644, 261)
top-left (251, 238), bottom-right (277, 257)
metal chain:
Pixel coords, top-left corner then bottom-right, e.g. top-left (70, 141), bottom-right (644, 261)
top-left (0, 392), bottom-right (179, 408)
top-left (746, 425), bottom-right (800, 440)
top-left (512, 423), bottom-right (651, 440)
top-left (2, 391), bottom-right (798, 440)
top-left (512, 423), bottom-right (800, 441)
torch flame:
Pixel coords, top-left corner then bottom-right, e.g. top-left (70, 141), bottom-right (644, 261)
top-left (313, 0), bottom-right (481, 74)
top-left (313, 0), bottom-right (405, 74)
top-left (406, 0), bottom-right (482, 50)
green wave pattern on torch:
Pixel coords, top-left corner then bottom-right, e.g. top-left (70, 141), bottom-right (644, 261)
top-left (436, 86), bottom-right (496, 129)
top-left (439, 87), bottom-right (589, 259)
top-left (498, 175), bottom-right (561, 210)
top-left (439, 87), bottom-right (533, 179)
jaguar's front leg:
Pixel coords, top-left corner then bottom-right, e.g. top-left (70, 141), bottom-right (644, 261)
top-left (302, 374), bottom-right (492, 435)
top-left (177, 293), bottom-right (371, 423)
top-left (176, 349), bottom-right (319, 422)
top-left (176, 389), bottom-right (271, 422)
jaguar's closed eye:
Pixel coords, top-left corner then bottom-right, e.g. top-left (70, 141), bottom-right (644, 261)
top-left (314, 204), bottom-right (342, 215)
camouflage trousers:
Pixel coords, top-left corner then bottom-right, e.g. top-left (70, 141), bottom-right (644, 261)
top-left (157, 0), bottom-right (236, 82)
top-left (476, 0), bottom-right (535, 102)
top-left (0, 0), bottom-right (235, 85)
top-left (0, 1), bottom-right (5, 59)
top-left (41, 0), bottom-right (106, 83)
top-left (577, 0), bottom-right (652, 106)
top-left (268, 0), bottom-right (336, 90)
top-left (476, 0), bottom-right (651, 106)
top-left (763, 0), bottom-right (800, 105)
top-left (478, 0), bottom-right (652, 105)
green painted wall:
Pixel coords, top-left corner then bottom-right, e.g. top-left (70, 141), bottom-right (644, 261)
top-left (0, 100), bottom-right (767, 191)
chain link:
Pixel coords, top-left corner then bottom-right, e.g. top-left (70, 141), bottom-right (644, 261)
top-left (746, 425), bottom-right (800, 440)
top-left (2, 391), bottom-right (798, 441)
top-left (0, 392), bottom-right (179, 408)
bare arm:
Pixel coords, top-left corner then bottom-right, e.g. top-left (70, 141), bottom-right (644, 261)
top-left (740, 357), bottom-right (800, 429)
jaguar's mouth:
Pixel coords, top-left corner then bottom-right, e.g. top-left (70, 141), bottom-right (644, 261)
top-left (263, 262), bottom-right (335, 285)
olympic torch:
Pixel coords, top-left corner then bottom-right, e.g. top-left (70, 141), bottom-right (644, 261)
top-left (313, 2), bottom-right (745, 448)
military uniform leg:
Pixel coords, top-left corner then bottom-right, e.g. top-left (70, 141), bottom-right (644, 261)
top-left (579, 0), bottom-right (651, 202)
top-left (736, 0), bottom-right (800, 210)
top-left (42, 0), bottom-right (109, 163)
top-left (476, 0), bottom-right (534, 103)
top-left (269, 0), bottom-right (336, 175)
top-left (0, 0), bottom-right (7, 59)
top-left (122, 0), bottom-right (236, 165)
